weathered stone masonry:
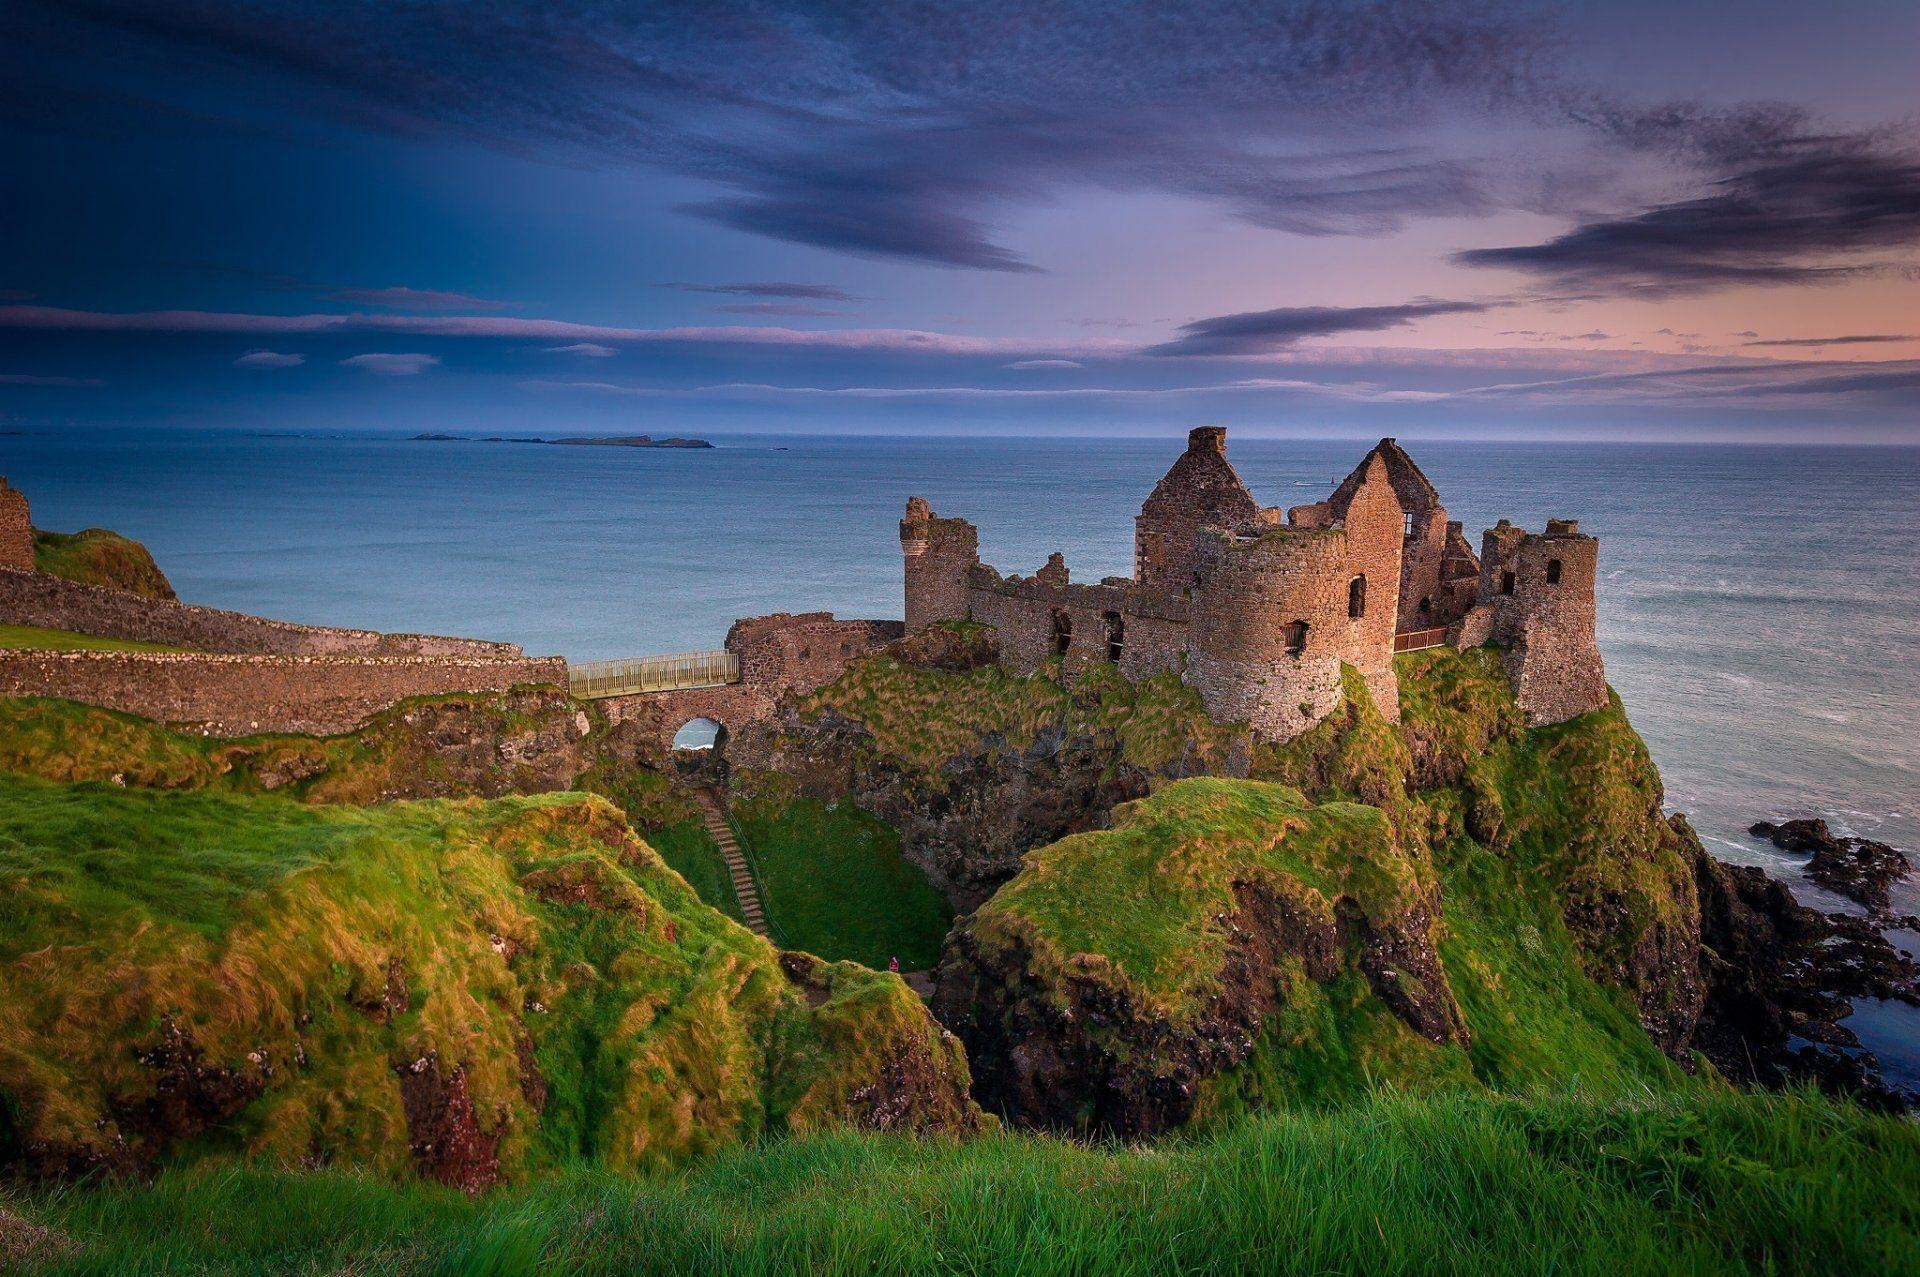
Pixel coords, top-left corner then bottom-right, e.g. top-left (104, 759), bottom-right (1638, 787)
top-left (0, 650), bottom-right (570, 737)
top-left (900, 428), bottom-right (1607, 738)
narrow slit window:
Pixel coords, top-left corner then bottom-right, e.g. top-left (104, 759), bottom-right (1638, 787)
top-left (1348, 575), bottom-right (1367, 619)
top-left (1285, 620), bottom-right (1308, 657)
top-left (1051, 607), bottom-right (1073, 656)
top-left (1546, 559), bottom-right (1563, 585)
top-left (1104, 610), bottom-right (1124, 663)
top-left (1500, 570), bottom-right (1516, 596)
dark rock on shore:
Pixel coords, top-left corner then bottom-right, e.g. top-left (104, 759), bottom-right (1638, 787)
top-left (1692, 824), bottom-right (1920, 1109)
top-left (1750, 817), bottom-right (1913, 913)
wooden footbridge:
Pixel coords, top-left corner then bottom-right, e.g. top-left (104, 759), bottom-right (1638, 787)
top-left (568, 649), bottom-right (740, 699)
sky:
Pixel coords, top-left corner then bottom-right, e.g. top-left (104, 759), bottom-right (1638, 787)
top-left (1, 0), bottom-right (1917, 442)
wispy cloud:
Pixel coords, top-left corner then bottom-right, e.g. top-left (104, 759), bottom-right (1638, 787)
top-left (707, 302), bottom-right (850, 317)
top-left (340, 352), bottom-right (439, 375)
top-left (544, 343), bottom-right (617, 357)
top-left (233, 349), bottom-right (303, 367)
top-left (1147, 300), bottom-right (1494, 357)
top-left (1006, 359), bottom-right (1084, 370)
top-left (1743, 334), bottom-right (1915, 347)
top-left (662, 282), bottom-right (860, 301)
top-left (0, 373), bottom-right (102, 386)
top-left (324, 286), bottom-right (512, 310)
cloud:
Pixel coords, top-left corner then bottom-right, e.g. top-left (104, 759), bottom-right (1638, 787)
top-left (324, 286), bottom-right (510, 310)
top-left (233, 349), bottom-right (303, 367)
top-left (1147, 300), bottom-right (1493, 357)
top-left (0, 304), bottom-right (1114, 358)
top-left (1743, 334), bottom-right (1915, 347)
top-left (1006, 359), bottom-right (1084, 370)
top-left (0, 373), bottom-right (102, 386)
top-left (23, 1), bottom-right (1556, 270)
top-left (340, 352), bottom-right (439, 375)
top-left (707, 302), bottom-right (849, 317)
top-left (662, 282), bottom-right (860, 301)
top-left (544, 342), bottom-right (616, 357)
top-left (1457, 135), bottom-right (1920, 295)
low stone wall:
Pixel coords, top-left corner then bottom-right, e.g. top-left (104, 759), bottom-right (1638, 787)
top-left (0, 567), bottom-right (526, 658)
top-left (0, 650), bottom-right (569, 736)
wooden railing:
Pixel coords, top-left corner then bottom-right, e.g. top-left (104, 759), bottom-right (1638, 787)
top-left (1393, 626), bottom-right (1449, 653)
top-left (568, 649), bottom-right (739, 699)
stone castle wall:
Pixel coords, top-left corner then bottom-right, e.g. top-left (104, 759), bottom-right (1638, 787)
top-left (0, 567), bottom-right (527, 658)
top-left (0, 481), bottom-right (32, 573)
top-left (0, 650), bottom-right (569, 736)
top-left (1485, 520), bottom-right (1608, 725)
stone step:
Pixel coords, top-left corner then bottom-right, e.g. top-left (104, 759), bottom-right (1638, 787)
top-left (695, 789), bottom-right (773, 940)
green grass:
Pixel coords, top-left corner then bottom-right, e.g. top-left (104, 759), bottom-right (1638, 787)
top-left (646, 818), bottom-right (745, 924)
top-left (0, 625), bottom-right (188, 653)
top-left (730, 778), bottom-right (953, 970)
top-left (7, 1087), bottom-right (1918, 1275)
top-left (32, 527), bottom-right (175, 600)
top-left (0, 774), bottom-right (977, 1178)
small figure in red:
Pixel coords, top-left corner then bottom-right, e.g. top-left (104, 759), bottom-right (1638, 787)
top-left (888, 955), bottom-right (900, 973)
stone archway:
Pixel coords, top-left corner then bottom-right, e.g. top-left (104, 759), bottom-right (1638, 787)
top-left (671, 716), bottom-right (728, 753)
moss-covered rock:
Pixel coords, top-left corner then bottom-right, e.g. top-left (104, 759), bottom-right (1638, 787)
top-left (31, 527), bottom-right (175, 599)
top-left (745, 648), bottom-right (1248, 906)
top-left (0, 776), bottom-right (981, 1183)
top-left (934, 777), bottom-right (1464, 1136)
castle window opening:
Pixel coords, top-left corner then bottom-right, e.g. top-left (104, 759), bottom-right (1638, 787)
top-left (1051, 607), bottom-right (1073, 656)
top-left (1403, 511), bottom-right (1416, 537)
top-left (1285, 620), bottom-right (1309, 657)
top-left (1348, 575), bottom-right (1367, 619)
top-left (672, 717), bottom-right (725, 751)
top-left (1500, 570), bottom-right (1516, 596)
top-left (1103, 610), bottom-right (1124, 663)
top-left (1546, 558), bottom-right (1563, 585)
top-left (1418, 596), bottom-right (1432, 616)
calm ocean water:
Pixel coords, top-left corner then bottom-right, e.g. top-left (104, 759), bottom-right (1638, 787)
top-left (6, 428), bottom-right (1918, 1070)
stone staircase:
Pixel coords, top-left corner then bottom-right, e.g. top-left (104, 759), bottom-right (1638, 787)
top-left (696, 790), bottom-right (769, 936)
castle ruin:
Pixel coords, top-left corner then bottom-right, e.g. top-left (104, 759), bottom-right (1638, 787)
top-left (901, 427), bottom-right (1606, 738)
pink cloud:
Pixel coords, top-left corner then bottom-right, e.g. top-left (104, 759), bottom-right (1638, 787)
top-left (341, 352), bottom-right (440, 375)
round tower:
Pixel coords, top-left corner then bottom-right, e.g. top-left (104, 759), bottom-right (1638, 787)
top-left (1185, 527), bottom-right (1351, 740)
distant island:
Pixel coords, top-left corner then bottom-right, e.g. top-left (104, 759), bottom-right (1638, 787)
top-left (411, 433), bottom-right (713, 448)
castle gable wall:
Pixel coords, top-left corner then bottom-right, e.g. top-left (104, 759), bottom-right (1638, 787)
top-left (0, 481), bottom-right (33, 573)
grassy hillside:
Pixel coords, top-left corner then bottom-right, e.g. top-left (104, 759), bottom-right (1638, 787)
top-left (31, 528), bottom-right (175, 600)
top-left (730, 773), bottom-right (952, 969)
top-left (5, 1088), bottom-right (1916, 1275)
top-left (0, 774), bottom-right (980, 1183)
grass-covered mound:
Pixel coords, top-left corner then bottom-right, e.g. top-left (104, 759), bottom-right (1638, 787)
top-left (31, 528), bottom-right (175, 600)
top-left (0, 774), bottom-right (981, 1185)
top-left (729, 772), bottom-right (952, 969)
top-left (940, 648), bottom-right (1708, 1135)
top-left (935, 777), bottom-right (1466, 1135)
top-left (5, 1088), bottom-right (1916, 1275)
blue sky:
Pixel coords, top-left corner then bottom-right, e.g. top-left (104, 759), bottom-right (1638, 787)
top-left (2, 0), bottom-right (1917, 441)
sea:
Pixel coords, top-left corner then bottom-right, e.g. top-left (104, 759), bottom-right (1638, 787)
top-left (6, 427), bottom-right (1918, 1070)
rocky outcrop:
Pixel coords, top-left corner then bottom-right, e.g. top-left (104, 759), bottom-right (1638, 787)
top-left (1750, 818), bottom-right (1914, 915)
top-left (1690, 829), bottom-right (1920, 1108)
top-left (933, 779), bottom-right (1463, 1137)
top-left (32, 526), bottom-right (175, 599)
top-left (739, 649), bottom-right (1247, 909)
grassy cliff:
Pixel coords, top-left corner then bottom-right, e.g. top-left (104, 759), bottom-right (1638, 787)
top-left (0, 775), bottom-right (980, 1185)
top-left (939, 646), bottom-right (1706, 1134)
top-left (31, 528), bottom-right (175, 600)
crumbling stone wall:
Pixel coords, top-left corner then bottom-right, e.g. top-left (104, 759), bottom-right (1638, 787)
top-left (602, 612), bottom-right (902, 754)
top-left (1133, 427), bottom-right (1259, 591)
top-left (893, 430), bottom-right (1603, 745)
top-left (0, 650), bottom-right (569, 736)
top-left (0, 567), bottom-right (526, 657)
top-left (1484, 519), bottom-right (1608, 725)
top-left (0, 479), bottom-right (32, 573)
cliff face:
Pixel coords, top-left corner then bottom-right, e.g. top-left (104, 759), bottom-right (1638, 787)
top-left (739, 625), bottom-right (1247, 908)
top-left (930, 648), bottom-right (1722, 1136)
top-left (0, 779), bottom-right (981, 1184)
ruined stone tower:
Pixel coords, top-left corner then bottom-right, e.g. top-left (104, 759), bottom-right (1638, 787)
top-left (898, 429), bottom-right (1607, 743)
top-left (0, 479), bottom-right (34, 573)
top-left (1134, 427), bottom-right (1259, 590)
